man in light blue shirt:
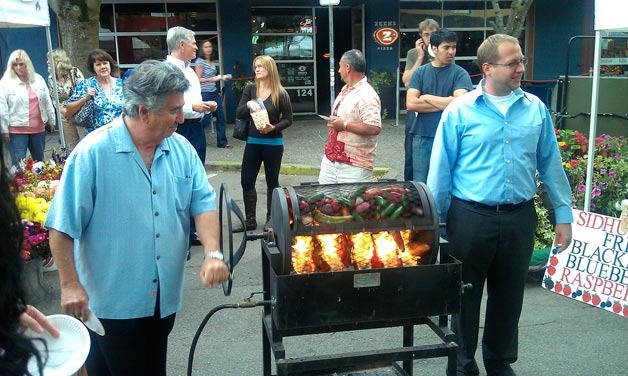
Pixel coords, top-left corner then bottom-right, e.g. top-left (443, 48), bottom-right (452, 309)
top-left (428, 35), bottom-right (573, 376)
top-left (46, 60), bottom-right (229, 376)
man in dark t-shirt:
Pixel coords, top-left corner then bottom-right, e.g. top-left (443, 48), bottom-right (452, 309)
top-left (406, 29), bottom-right (473, 183)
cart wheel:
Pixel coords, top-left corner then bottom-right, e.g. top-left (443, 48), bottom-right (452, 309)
top-left (218, 183), bottom-right (247, 296)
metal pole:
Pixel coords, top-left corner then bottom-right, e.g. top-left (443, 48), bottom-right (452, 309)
top-left (45, 26), bottom-right (66, 150)
top-left (393, 66), bottom-right (400, 127)
top-left (328, 5), bottom-right (335, 109)
top-left (584, 30), bottom-right (602, 212)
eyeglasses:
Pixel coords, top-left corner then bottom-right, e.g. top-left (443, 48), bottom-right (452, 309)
top-left (489, 57), bottom-right (528, 69)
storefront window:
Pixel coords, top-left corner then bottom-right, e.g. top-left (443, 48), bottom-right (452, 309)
top-left (167, 3), bottom-right (217, 31)
top-left (117, 35), bottom-right (167, 64)
top-left (398, 0), bottom-right (524, 112)
top-left (100, 4), bottom-right (115, 33)
top-left (252, 10), bottom-right (313, 34)
top-left (115, 3), bottom-right (167, 32)
top-left (252, 8), bottom-right (316, 114)
top-left (253, 35), bottom-right (313, 60)
top-left (443, 1), bottom-right (486, 28)
top-left (601, 32), bottom-right (628, 76)
top-left (99, 1), bottom-right (220, 69)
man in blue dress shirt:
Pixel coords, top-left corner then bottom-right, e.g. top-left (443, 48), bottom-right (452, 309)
top-left (46, 60), bottom-right (229, 376)
top-left (428, 34), bottom-right (573, 376)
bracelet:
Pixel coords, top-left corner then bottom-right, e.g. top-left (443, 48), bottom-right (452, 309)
top-left (343, 121), bottom-right (348, 131)
top-left (204, 251), bottom-right (224, 261)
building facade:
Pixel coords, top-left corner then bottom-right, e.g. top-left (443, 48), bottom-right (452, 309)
top-left (2, 0), bottom-right (608, 122)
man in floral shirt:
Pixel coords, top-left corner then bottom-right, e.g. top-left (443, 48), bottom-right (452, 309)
top-left (319, 49), bottom-right (381, 184)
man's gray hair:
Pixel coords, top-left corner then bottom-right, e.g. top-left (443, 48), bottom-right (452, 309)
top-left (122, 60), bottom-right (189, 117)
top-left (167, 26), bottom-right (195, 53)
top-left (341, 49), bottom-right (366, 74)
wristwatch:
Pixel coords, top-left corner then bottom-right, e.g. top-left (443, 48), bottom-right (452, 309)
top-left (203, 251), bottom-right (224, 261)
top-left (343, 121), bottom-right (348, 131)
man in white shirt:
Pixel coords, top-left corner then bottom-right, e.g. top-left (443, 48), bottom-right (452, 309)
top-left (166, 26), bottom-right (216, 165)
top-left (166, 26), bottom-right (217, 248)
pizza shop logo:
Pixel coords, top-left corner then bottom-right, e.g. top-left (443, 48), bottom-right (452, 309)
top-left (373, 27), bottom-right (399, 47)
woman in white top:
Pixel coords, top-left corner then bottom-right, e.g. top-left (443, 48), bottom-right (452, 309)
top-left (0, 50), bottom-right (56, 166)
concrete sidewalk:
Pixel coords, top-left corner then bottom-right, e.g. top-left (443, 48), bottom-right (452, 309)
top-left (37, 118), bottom-right (628, 375)
top-left (34, 168), bottom-right (628, 376)
top-left (45, 115), bottom-right (405, 178)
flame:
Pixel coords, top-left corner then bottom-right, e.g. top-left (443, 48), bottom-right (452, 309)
top-left (316, 234), bottom-right (345, 271)
top-left (350, 233), bottom-right (375, 270)
top-left (400, 229), bottom-right (431, 259)
top-left (290, 230), bottom-right (431, 274)
top-left (372, 231), bottom-right (402, 268)
top-left (291, 236), bottom-right (316, 274)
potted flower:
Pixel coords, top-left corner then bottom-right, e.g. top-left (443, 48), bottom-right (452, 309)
top-left (531, 129), bottom-right (627, 271)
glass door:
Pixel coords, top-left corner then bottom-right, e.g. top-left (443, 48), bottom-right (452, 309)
top-left (251, 7), bottom-right (317, 114)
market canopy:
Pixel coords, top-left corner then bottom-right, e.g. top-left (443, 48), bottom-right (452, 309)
top-left (0, 0), bottom-right (50, 27)
top-left (584, 0), bottom-right (628, 211)
top-left (0, 0), bottom-right (67, 149)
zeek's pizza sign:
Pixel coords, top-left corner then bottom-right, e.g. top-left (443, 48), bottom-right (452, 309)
top-left (373, 27), bottom-right (398, 46)
top-left (543, 209), bottom-right (628, 318)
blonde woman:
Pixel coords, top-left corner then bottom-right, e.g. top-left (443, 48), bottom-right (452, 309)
top-left (0, 50), bottom-right (56, 166)
top-left (47, 49), bottom-right (85, 150)
top-left (235, 55), bottom-right (293, 231)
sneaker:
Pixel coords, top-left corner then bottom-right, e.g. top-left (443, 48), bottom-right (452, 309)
top-left (42, 257), bottom-right (58, 273)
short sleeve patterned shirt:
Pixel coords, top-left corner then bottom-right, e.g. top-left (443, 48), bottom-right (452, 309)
top-left (324, 77), bottom-right (381, 170)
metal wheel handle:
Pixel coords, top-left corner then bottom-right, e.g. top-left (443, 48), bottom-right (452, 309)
top-left (218, 183), bottom-right (246, 296)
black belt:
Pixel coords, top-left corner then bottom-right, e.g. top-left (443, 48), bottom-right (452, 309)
top-left (453, 196), bottom-right (533, 213)
top-left (183, 118), bottom-right (202, 123)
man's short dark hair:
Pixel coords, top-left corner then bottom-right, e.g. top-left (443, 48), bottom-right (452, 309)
top-left (430, 29), bottom-right (458, 48)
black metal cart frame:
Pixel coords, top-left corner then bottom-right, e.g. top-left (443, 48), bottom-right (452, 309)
top-left (261, 239), bottom-right (461, 376)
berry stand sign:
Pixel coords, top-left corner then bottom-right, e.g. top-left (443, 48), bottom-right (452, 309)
top-left (542, 209), bottom-right (628, 318)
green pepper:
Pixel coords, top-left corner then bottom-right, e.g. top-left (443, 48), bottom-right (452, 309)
top-left (306, 192), bottom-right (325, 204)
top-left (351, 210), bottom-right (364, 222)
top-left (349, 186), bottom-right (368, 199)
top-left (380, 202), bottom-right (397, 218)
top-left (389, 205), bottom-right (405, 220)
top-left (401, 192), bottom-right (410, 209)
top-left (336, 196), bottom-right (353, 207)
top-left (374, 195), bottom-right (387, 207)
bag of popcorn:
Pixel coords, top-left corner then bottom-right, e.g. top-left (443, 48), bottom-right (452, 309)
top-left (249, 99), bottom-right (270, 130)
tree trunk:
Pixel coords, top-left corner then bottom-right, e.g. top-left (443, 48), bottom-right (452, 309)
top-left (489, 0), bottom-right (534, 38)
top-left (49, 0), bottom-right (101, 75)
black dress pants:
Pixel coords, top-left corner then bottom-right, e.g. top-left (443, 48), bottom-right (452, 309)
top-left (447, 197), bottom-right (537, 376)
top-left (85, 289), bottom-right (176, 376)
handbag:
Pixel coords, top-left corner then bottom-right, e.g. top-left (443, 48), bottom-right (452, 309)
top-left (72, 99), bottom-right (94, 128)
top-left (233, 118), bottom-right (249, 141)
top-left (72, 79), bottom-right (95, 128)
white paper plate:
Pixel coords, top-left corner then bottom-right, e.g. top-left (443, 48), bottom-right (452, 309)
top-left (26, 314), bottom-right (91, 376)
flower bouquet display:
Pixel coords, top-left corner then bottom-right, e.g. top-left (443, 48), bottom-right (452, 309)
top-left (12, 151), bottom-right (65, 263)
top-left (532, 130), bottom-right (627, 269)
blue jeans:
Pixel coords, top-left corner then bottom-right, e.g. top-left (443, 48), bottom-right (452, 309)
top-left (9, 132), bottom-right (46, 165)
top-left (201, 91), bottom-right (229, 147)
top-left (176, 119), bottom-right (206, 164)
top-left (411, 135), bottom-right (434, 183)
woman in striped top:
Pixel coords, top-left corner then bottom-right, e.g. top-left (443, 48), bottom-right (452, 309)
top-left (195, 39), bottom-right (232, 149)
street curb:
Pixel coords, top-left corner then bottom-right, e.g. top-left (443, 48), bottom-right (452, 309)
top-left (207, 161), bottom-right (389, 177)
